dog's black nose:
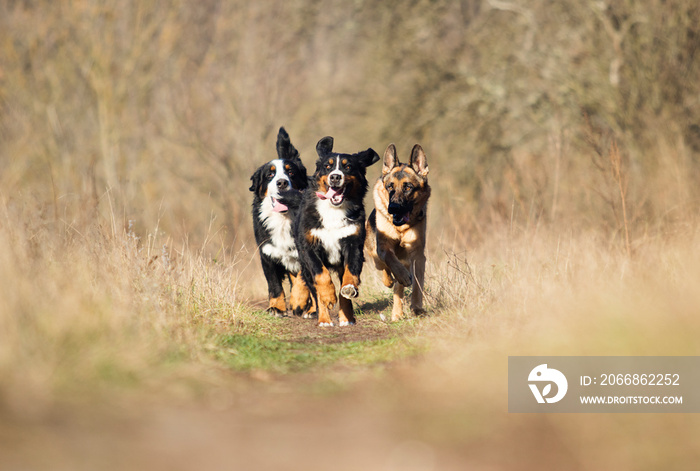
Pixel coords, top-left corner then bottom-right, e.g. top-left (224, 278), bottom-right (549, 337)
top-left (388, 202), bottom-right (401, 214)
top-left (329, 173), bottom-right (342, 187)
top-left (277, 179), bottom-right (289, 190)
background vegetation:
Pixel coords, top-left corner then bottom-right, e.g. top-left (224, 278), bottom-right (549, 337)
top-left (1, 0), bottom-right (700, 469)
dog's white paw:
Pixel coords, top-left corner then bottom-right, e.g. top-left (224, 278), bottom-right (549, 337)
top-left (318, 321), bottom-right (335, 327)
top-left (338, 320), bottom-right (355, 327)
top-left (340, 284), bottom-right (358, 299)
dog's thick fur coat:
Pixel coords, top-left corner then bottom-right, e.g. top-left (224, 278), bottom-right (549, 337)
top-left (290, 136), bottom-right (380, 326)
top-left (250, 127), bottom-right (311, 316)
top-left (365, 144), bottom-right (430, 321)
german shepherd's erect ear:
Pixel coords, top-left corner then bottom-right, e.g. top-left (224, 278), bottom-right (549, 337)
top-left (409, 144), bottom-right (429, 177)
top-left (382, 143), bottom-right (399, 176)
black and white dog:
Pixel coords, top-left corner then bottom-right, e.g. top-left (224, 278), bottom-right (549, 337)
top-left (286, 136), bottom-right (380, 326)
top-left (249, 127), bottom-right (312, 316)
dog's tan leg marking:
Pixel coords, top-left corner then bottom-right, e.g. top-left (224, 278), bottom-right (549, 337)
top-left (381, 269), bottom-right (395, 288)
top-left (410, 254), bottom-right (427, 316)
top-left (268, 293), bottom-right (286, 314)
top-left (340, 268), bottom-right (360, 299)
top-left (315, 268), bottom-right (336, 326)
top-left (289, 272), bottom-right (311, 315)
top-left (316, 302), bottom-right (333, 327)
top-left (338, 295), bottom-right (355, 326)
top-left (338, 267), bottom-right (359, 326)
top-left (316, 269), bottom-right (337, 308)
top-left (392, 282), bottom-right (405, 321)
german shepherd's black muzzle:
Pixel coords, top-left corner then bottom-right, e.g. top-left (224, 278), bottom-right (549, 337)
top-left (388, 194), bottom-right (413, 226)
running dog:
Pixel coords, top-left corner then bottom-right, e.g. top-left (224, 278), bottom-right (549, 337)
top-left (249, 127), bottom-right (312, 316)
top-left (290, 136), bottom-right (380, 326)
top-left (365, 143), bottom-right (430, 321)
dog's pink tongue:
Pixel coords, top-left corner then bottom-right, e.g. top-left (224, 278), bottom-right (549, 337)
top-left (316, 188), bottom-right (340, 200)
top-left (272, 198), bottom-right (288, 212)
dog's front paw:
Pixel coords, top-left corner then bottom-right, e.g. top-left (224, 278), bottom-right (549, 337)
top-left (266, 307), bottom-right (286, 318)
top-left (318, 321), bottom-right (335, 327)
top-left (338, 319), bottom-right (356, 327)
top-left (412, 307), bottom-right (427, 317)
top-left (340, 284), bottom-right (358, 299)
top-left (394, 268), bottom-right (413, 287)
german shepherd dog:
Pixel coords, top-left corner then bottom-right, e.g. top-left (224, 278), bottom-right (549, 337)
top-left (249, 127), bottom-right (312, 316)
top-left (365, 144), bottom-right (430, 321)
top-left (288, 136), bottom-right (380, 326)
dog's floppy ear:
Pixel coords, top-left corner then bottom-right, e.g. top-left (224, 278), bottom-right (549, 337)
top-left (249, 167), bottom-right (263, 194)
top-left (316, 136), bottom-right (334, 156)
top-left (382, 144), bottom-right (399, 176)
top-left (410, 144), bottom-right (429, 177)
top-left (357, 148), bottom-right (380, 168)
top-left (276, 127), bottom-right (300, 161)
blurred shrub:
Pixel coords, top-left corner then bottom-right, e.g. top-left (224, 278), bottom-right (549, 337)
top-left (1, 0), bottom-right (698, 248)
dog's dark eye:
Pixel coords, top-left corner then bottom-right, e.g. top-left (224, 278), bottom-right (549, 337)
top-left (403, 182), bottom-right (414, 193)
top-left (386, 183), bottom-right (394, 191)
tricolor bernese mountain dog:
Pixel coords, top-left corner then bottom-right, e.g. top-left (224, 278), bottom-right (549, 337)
top-left (249, 127), bottom-right (312, 316)
top-left (287, 136), bottom-right (380, 326)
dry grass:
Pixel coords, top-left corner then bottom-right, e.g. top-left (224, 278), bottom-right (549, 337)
top-left (389, 225), bottom-right (700, 469)
top-left (3, 204), bottom-right (700, 469)
top-left (0, 195), bottom-right (243, 412)
top-left (2, 1), bottom-right (700, 469)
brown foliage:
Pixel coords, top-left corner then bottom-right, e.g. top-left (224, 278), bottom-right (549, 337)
top-left (1, 0), bottom-right (698, 248)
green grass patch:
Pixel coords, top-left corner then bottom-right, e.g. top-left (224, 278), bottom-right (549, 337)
top-left (213, 333), bottom-right (415, 374)
top-left (209, 309), bottom-right (424, 374)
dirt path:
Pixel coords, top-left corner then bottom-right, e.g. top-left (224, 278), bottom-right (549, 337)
top-left (249, 296), bottom-right (402, 345)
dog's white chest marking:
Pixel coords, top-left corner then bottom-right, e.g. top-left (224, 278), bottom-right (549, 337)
top-left (259, 196), bottom-right (300, 273)
top-left (311, 198), bottom-right (359, 266)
